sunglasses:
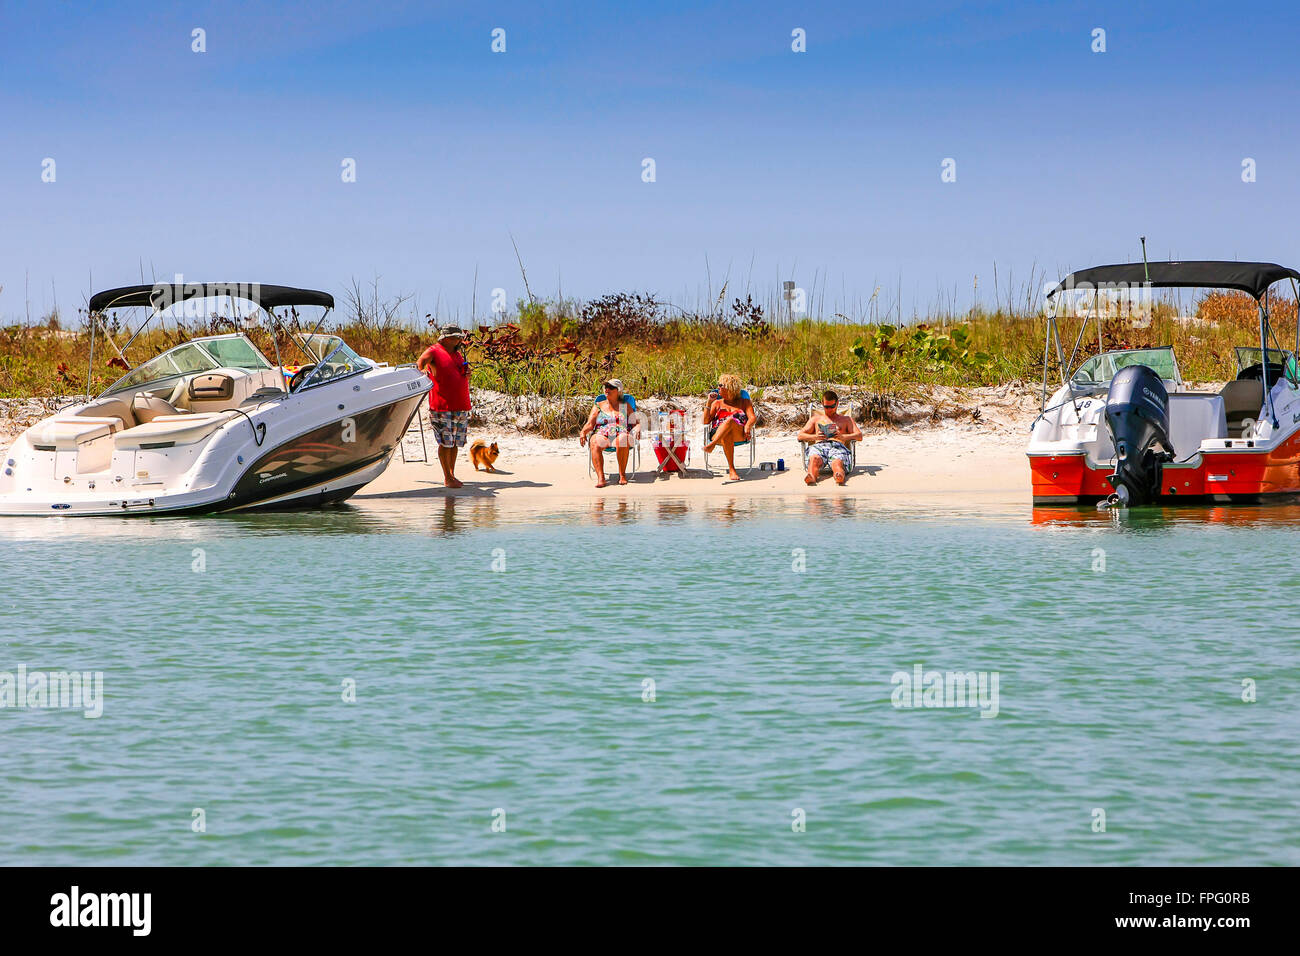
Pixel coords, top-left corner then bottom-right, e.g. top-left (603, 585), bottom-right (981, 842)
top-left (823, 401), bottom-right (838, 408)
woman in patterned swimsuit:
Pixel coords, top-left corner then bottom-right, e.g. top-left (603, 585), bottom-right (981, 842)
top-left (579, 378), bottom-right (638, 487)
top-left (798, 389), bottom-right (862, 485)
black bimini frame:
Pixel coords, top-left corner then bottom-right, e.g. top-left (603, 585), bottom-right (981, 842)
top-left (1042, 260), bottom-right (1300, 427)
top-left (85, 282), bottom-right (336, 400)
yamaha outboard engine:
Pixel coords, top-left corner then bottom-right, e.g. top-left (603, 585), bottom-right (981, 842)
top-left (1102, 364), bottom-right (1174, 507)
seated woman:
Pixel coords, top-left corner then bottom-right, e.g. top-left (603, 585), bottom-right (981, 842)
top-left (797, 389), bottom-right (862, 485)
top-left (579, 378), bottom-right (638, 487)
top-left (703, 373), bottom-right (755, 480)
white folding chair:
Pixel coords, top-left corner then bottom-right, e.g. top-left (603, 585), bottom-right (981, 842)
top-left (800, 400), bottom-right (858, 474)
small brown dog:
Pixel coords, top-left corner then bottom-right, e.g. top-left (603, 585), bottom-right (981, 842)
top-left (470, 440), bottom-right (500, 472)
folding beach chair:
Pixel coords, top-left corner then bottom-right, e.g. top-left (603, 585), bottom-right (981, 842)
top-left (800, 400), bottom-right (857, 474)
top-left (652, 409), bottom-right (691, 476)
top-left (702, 388), bottom-right (757, 475)
top-left (586, 393), bottom-right (642, 478)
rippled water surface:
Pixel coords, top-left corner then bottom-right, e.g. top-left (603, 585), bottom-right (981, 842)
top-left (2, 495), bottom-right (1298, 865)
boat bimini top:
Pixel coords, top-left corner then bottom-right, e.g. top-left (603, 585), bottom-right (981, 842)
top-left (1041, 260), bottom-right (1300, 428)
top-left (85, 281), bottom-right (355, 399)
top-left (88, 282), bottom-right (334, 314)
top-left (1047, 261), bottom-right (1300, 301)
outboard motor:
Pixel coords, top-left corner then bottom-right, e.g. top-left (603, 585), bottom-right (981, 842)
top-left (1102, 364), bottom-right (1174, 507)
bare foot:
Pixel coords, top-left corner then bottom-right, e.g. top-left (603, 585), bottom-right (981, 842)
top-left (445, 477), bottom-right (463, 489)
top-left (728, 469), bottom-right (741, 481)
top-left (703, 440), bottom-right (717, 453)
top-left (595, 477), bottom-right (607, 488)
top-left (805, 473), bottom-right (818, 485)
top-left (834, 474), bottom-right (847, 485)
top-left (618, 474), bottom-right (628, 485)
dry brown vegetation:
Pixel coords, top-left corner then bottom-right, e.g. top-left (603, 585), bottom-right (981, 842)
top-left (3, 288), bottom-right (1295, 403)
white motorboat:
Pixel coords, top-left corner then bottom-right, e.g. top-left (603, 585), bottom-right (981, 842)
top-left (0, 282), bottom-right (430, 516)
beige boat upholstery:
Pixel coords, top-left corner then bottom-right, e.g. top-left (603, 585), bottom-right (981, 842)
top-left (1220, 380), bottom-right (1264, 435)
top-left (113, 412), bottom-right (236, 449)
top-left (76, 396), bottom-right (137, 429)
top-left (46, 370), bottom-right (273, 453)
top-left (179, 371), bottom-right (272, 413)
top-left (132, 393), bottom-right (183, 423)
top-left (32, 417), bottom-right (119, 449)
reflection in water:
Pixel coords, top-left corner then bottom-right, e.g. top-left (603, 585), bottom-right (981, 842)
top-left (14, 492), bottom-right (1300, 543)
top-left (655, 499), bottom-right (690, 524)
top-left (802, 496), bottom-right (860, 521)
top-left (588, 497), bottom-right (643, 526)
top-left (429, 495), bottom-right (502, 536)
top-left (1031, 502), bottom-right (1300, 532)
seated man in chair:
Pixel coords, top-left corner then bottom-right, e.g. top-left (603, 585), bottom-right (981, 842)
top-left (798, 389), bottom-right (862, 485)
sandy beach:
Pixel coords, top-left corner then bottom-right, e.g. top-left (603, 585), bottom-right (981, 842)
top-left (358, 411), bottom-right (1032, 505)
top-left (0, 386), bottom-right (1036, 507)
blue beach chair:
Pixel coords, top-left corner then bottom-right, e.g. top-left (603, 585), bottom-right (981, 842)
top-left (586, 393), bottom-right (642, 478)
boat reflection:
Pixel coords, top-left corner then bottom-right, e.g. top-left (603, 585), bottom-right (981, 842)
top-left (1031, 501), bottom-right (1300, 530)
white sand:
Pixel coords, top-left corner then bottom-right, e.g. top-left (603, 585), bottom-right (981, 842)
top-left (2, 388), bottom-right (1036, 506)
top-left (358, 419), bottom-right (1031, 504)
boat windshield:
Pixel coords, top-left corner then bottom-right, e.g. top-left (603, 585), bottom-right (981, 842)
top-left (293, 335), bottom-right (371, 391)
top-left (101, 335), bottom-right (271, 396)
top-left (198, 335), bottom-right (272, 371)
top-left (1072, 347), bottom-right (1180, 385)
top-left (1234, 346), bottom-right (1299, 376)
top-left (103, 343), bottom-right (219, 395)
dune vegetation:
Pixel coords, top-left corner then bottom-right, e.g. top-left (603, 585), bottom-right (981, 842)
top-left (1, 283), bottom-right (1295, 403)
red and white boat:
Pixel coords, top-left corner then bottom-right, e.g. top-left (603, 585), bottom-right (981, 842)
top-left (1028, 260), bottom-right (1300, 506)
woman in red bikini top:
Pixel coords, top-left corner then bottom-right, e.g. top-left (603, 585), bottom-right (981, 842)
top-left (703, 373), bottom-right (754, 480)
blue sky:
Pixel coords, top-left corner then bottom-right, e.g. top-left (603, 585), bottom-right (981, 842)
top-left (1, 0), bottom-right (1297, 323)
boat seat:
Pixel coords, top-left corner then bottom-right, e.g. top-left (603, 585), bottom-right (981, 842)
top-left (1220, 380), bottom-right (1264, 435)
top-left (32, 417), bottom-right (120, 449)
top-left (132, 393), bottom-right (185, 423)
top-left (1167, 394), bottom-right (1226, 456)
top-left (76, 396), bottom-right (137, 428)
top-left (113, 412), bottom-right (235, 449)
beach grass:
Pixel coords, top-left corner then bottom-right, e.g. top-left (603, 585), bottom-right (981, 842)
top-left (2, 289), bottom-right (1294, 401)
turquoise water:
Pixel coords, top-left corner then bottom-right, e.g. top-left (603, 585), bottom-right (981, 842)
top-left (1, 495), bottom-right (1298, 865)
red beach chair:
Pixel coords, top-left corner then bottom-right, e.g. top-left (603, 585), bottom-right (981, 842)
top-left (653, 409), bottom-right (690, 475)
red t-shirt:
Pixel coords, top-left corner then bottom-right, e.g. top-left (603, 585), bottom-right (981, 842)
top-left (419, 342), bottom-right (471, 411)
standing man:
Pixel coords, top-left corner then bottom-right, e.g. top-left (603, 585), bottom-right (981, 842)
top-left (417, 325), bottom-right (471, 488)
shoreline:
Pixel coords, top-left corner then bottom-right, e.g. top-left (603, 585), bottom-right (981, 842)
top-left (1, 387), bottom-right (1036, 508)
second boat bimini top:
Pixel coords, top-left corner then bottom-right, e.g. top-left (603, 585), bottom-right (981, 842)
top-left (1048, 260), bottom-right (1300, 301)
top-left (1042, 259), bottom-right (1300, 426)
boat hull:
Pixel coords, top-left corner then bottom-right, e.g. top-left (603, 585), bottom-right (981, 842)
top-left (1029, 440), bottom-right (1300, 505)
top-left (0, 386), bottom-right (425, 517)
